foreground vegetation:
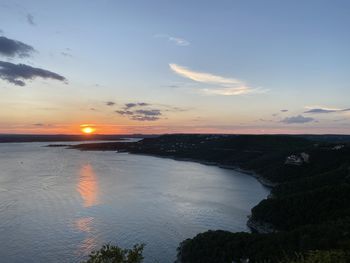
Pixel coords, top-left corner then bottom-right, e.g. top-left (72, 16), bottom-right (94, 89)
top-left (83, 244), bottom-right (350, 263)
top-left (280, 250), bottom-right (350, 263)
top-left (83, 243), bottom-right (144, 263)
top-left (73, 135), bottom-right (350, 262)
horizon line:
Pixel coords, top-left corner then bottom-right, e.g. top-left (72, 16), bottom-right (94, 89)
top-left (1, 133), bottom-right (350, 136)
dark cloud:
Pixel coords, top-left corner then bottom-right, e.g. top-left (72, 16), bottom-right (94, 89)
top-left (125, 103), bottom-right (137, 108)
top-left (115, 110), bottom-right (134, 115)
top-left (281, 115), bottom-right (314, 124)
top-left (90, 108), bottom-right (97, 111)
top-left (134, 109), bottom-right (161, 116)
top-left (33, 123), bottom-right (43, 126)
top-left (106, 101), bottom-right (116, 106)
top-left (27, 14), bottom-right (35, 26)
top-left (0, 36), bottom-right (35, 58)
top-left (116, 109), bottom-right (162, 121)
top-left (304, 108), bottom-right (350, 114)
top-left (125, 102), bottom-right (150, 109)
top-left (115, 102), bottom-right (186, 122)
top-left (280, 109), bottom-right (288, 112)
top-left (0, 61), bottom-right (66, 86)
top-left (131, 115), bottom-right (160, 121)
top-left (115, 103), bottom-right (162, 121)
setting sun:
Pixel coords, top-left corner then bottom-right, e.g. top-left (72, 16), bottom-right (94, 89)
top-left (81, 125), bottom-right (96, 134)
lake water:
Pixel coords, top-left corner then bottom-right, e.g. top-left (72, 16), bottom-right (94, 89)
top-left (0, 142), bottom-right (269, 263)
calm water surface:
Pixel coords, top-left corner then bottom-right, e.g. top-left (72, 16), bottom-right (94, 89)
top-left (0, 142), bottom-right (269, 263)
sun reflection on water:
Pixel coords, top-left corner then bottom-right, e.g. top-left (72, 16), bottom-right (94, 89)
top-left (77, 163), bottom-right (99, 207)
top-left (75, 163), bottom-right (100, 258)
top-left (74, 216), bottom-right (97, 256)
top-left (75, 216), bottom-right (94, 233)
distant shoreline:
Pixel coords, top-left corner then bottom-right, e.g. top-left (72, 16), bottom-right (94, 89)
top-left (69, 140), bottom-right (277, 189)
top-left (0, 134), bottom-right (155, 143)
top-left (2, 133), bottom-right (350, 143)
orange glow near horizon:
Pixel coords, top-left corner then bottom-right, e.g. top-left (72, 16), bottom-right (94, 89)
top-left (3, 122), bottom-right (350, 135)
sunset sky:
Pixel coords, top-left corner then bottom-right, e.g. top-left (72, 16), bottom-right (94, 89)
top-left (0, 0), bottom-right (349, 134)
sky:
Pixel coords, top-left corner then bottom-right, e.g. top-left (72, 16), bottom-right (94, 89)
top-left (0, 0), bottom-right (349, 134)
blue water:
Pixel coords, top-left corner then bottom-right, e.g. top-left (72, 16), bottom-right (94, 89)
top-left (0, 142), bottom-right (269, 262)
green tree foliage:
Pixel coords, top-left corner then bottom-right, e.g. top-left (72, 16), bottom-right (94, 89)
top-left (83, 243), bottom-right (144, 263)
top-left (279, 250), bottom-right (350, 263)
top-left (177, 220), bottom-right (350, 262)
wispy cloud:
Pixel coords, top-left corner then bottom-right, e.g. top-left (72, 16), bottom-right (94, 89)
top-left (61, 52), bottom-right (72, 58)
top-left (61, 48), bottom-right (73, 58)
top-left (202, 86), bottom-right (263, 96)
top-left (170, 63), bottom-right (241, 85)
top-left (26, 13), bottom-right (35, 26)
top-left (281, 115), bottom-right (314, 124)
top-left (168, 36), bottom-right (189, 46)
top-left (304, 106), bottom-right (350, 114)
top-left (169, 63), bottom-right (266, 96)
top-left (155, 34), bottom-right (190, 46)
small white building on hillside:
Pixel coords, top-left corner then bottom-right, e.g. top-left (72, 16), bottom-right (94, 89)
top-left (285, 152), bottom-right (310, 166)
